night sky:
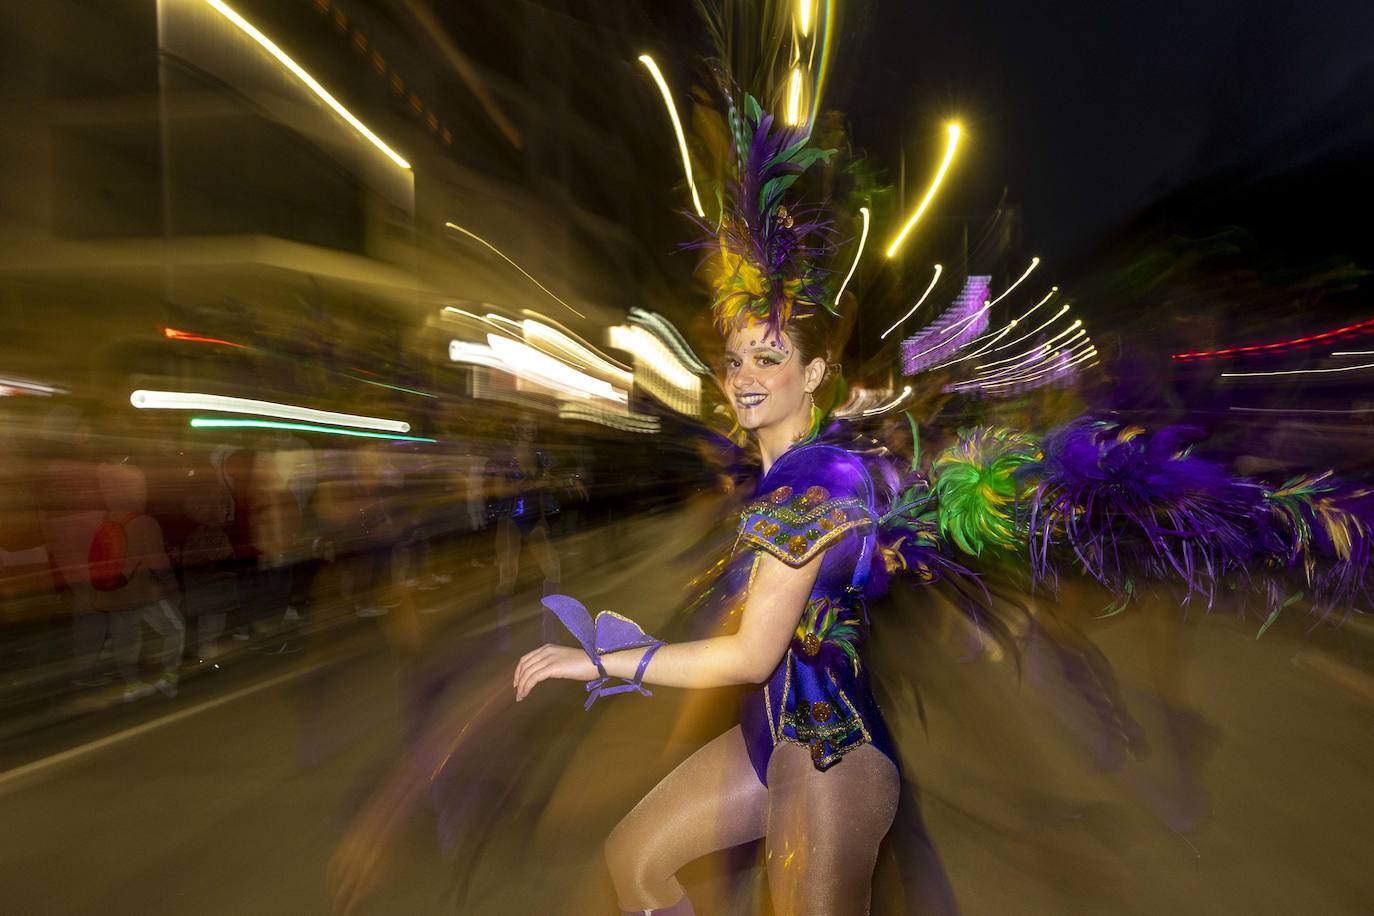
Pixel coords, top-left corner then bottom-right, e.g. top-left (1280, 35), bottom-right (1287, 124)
top-left (838, 0), bottom-right (1374, 265)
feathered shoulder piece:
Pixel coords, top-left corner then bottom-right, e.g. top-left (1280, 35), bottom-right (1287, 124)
top-left (689, 94), bottom-right (838, 339)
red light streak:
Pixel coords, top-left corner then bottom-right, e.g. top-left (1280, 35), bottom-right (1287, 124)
top-left (1171, 316), bottom-right (1374, 361)
top-left (163, 327), bottom-right (247, 349)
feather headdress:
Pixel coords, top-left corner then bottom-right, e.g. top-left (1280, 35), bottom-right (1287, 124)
top-left (688, 94), bottom-right (838, 339)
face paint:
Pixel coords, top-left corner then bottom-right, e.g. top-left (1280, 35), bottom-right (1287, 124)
top-left (723, 321), bottom-right (811, 433)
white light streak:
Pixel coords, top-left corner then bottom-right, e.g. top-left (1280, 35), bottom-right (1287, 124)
top-left (880, 264), bottom-right (943, 339)
top-left (1221, 360), bottom-right (1374, 379)
top-left (130, 390), bottom-right (411, 432)
top-left (637, 55), bottom-right (706, 218)
top-left (203, 0), bottom-right (410, 169)
top-left (486, 335), bottom-right (627, 402)
top-left (861, 386), bottom-right (912, 417)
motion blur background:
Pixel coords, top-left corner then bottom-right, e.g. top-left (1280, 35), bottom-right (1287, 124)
top-left (0, 2), bottom-right (1372, 914)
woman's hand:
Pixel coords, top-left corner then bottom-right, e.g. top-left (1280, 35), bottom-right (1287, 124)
top-left (513, 644), bottom-right (598, 701)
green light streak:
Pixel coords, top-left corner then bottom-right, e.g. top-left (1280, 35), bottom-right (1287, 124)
top-left (190, 418), bottom-right (436, 442)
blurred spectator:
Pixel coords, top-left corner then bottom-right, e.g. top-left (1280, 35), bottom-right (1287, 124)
top-left (91, 459), bottom-right (185, 702)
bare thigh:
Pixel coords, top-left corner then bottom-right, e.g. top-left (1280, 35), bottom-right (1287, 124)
top-left (606, 725), bottom-right (768, 910)
top-left (765, 742), bottom-right (900, 916)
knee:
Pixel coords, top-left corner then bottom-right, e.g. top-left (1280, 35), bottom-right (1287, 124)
top-left (605, 817), bottom-right (659, 899)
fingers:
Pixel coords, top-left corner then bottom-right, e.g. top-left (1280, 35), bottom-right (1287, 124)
top-left (516, 656), bottom-right (558, 702)
top-left (513, 644), bottom-right (551, 688)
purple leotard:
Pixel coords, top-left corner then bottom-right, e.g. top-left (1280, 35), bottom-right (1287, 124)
top-left (729, 442), bottom-right (900, 786)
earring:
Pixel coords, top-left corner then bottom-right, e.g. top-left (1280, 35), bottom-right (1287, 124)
top-left (792, 392), bottom-right (818, 442)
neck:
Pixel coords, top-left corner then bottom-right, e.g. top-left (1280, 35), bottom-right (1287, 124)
top-left (755, 402), bottom-right (813, 474)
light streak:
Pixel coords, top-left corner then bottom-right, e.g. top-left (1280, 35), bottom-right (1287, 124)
top-left (861, 386), bottom-right (912, 417)
top-left (0, 376), bottom-right (66, 396)
top-left (1331, 350), bottom-right (1374, 356)
top-left (1172, 315), bottom-right (1374, 360)
top-left (798, 0), bottom-right (813, 36)
top-left (984, 257), bottom-right (1040, 310)
top-left (131, 390), bottom-right (410, 432)
top-left (448, 340), bottom-right (506, 370)
top-left (940, 299), bottom-right (991, 337)
top-left (443, 222), bottom-right (584, 318)
top-left (637, 55), bottom-right (705, 218)
top-left (786, 67), bottom-right (805, 126)
top-left (202, 0), bottom-right (410, 169)
top-left (558, 403), bottom-right (659, 434)
top-left (628, 309), bottom-right (709, 373)
top-left (976, 346), bottom-right (1097, 390)
top-left (1221, 360), bottom-right (1374, 379)
top-left (486, 335), bottom-right (627, 402)
top-left (991, 303), bottom-right (1070, 352)
top-left (879, 264), bottom-right (942, 339)
top-left (833, 207), bottom-right (870, 306)
top-left (163, 327), bottom-right (246, 348)
top-left (925, 323), bottom-right (1015, 371)
top-left (608, 325), bottom-right (699, 393)
top-left (521, 318), bottom-right (633, 386)
top-left (978, 325), bottom-right (1082, 376)
top-left (351, 376), bottom-right (436, 398)
top-left (886, 123), bottom-right (961, 258)
top-left (957, 285), bottom-right (1058, 351)
top-left (189, 418), bottom-right (435, 442)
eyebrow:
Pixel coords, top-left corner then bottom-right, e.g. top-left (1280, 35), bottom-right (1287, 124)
top-left (725, 343), bottom-right (787, 357)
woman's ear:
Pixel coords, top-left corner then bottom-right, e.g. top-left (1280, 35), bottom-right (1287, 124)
top-left (804, 356), bottom-right (827, 394)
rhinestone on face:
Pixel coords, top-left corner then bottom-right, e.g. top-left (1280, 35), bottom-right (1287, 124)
top-left (802, 633), bottom-right (822, 656)
top-left (770, 486), bottom-right (794, 505)
top-left (818, 517), bottom-right (835, 532)
top-left (811, 700), bottom-right (833, 722)
top-left (787, 534), bottom-right (808, 557)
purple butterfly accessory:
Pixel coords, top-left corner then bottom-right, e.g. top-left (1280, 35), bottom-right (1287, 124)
top-left (540, 594), bottom-right (664, 709)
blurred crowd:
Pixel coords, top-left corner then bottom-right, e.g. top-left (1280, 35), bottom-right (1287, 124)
top-left (0, 401), bottom-right (689, 715)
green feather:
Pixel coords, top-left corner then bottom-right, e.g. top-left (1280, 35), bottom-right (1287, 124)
top-left (932, 426), bottom-right (1041, 556)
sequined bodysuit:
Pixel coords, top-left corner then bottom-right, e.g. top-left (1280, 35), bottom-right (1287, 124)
top-left (731, 442), bottom-right (899, 786)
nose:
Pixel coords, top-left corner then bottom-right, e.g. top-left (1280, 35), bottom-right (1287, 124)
top-left (731, 362), bottom-right (756, 389)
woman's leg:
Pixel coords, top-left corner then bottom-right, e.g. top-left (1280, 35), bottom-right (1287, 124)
top-left (765, 743), bottom-right (900, 916)
top-left (606, 725), bottom-right (768, 911)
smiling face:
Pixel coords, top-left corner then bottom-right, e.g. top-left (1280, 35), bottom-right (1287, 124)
top-left (723, 321), bottom-right (826, 433)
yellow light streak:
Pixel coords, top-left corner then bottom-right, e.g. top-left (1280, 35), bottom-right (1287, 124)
top-left (925, 323), bottom-right (1015, 372)
top-left (203, 0), bottom-right (410, 170)
top-left (984, 257), bottom-right (1040, 309)
top-left (977, 322), bottom-right (1084, 375)
top-left (637, 55), bottom-right (705, 218)
top-left (799, 0), bottom-right (814, 36)
top-left (834, 207), bottom-right (870, 305)
top-left (443, 221), bottom-right (584, 318)
top-left (787, 67), bottom-right (805, 125)
top-left (886, 124), bottom-right (961, 258)
top-left (990, 303), bottom-right (1070, 352)
top-left (880, 264), bottom-right (943, 339)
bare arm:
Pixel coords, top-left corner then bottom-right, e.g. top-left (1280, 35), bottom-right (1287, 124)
top-left (514, 550), bottom-right (820, 699)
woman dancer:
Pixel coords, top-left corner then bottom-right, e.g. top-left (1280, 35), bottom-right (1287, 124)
top-left (517, 310), bottom-right (900, 915)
